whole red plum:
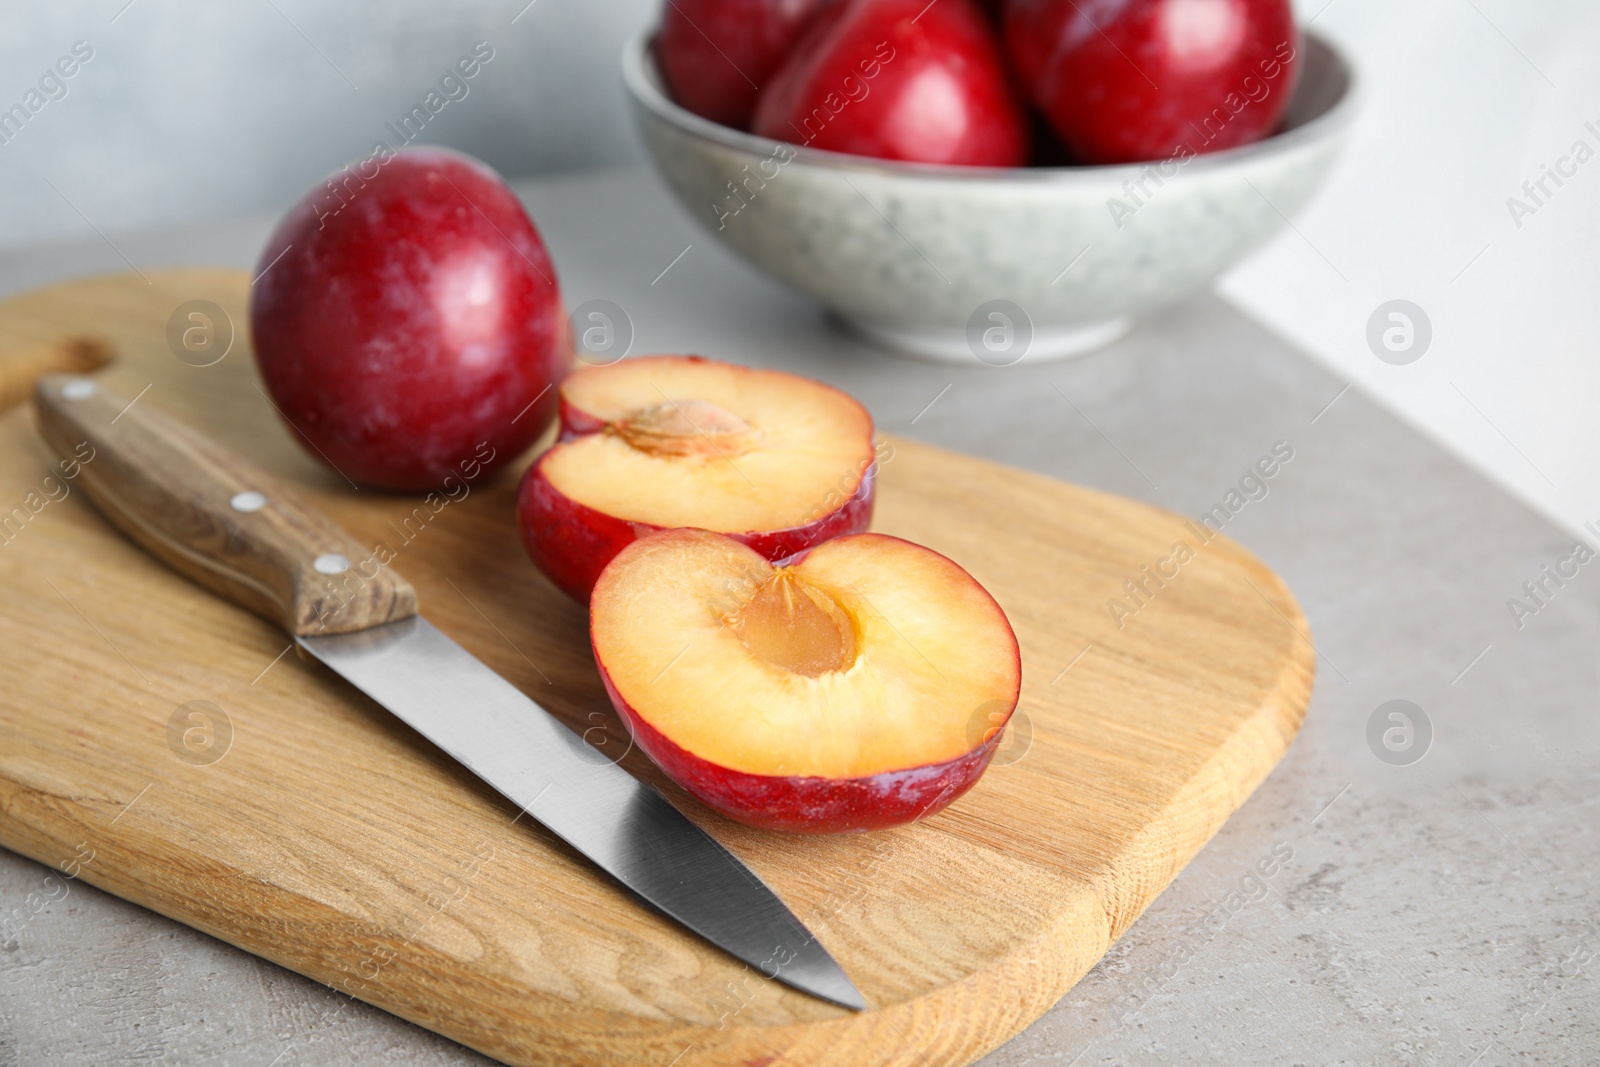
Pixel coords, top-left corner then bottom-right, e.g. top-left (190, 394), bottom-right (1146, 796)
top-left (250, 148), bottom-right (568, 491)
top-left (753, 0), bottom-right (1028, 167)
top-left (658, 0), bottom-right (832, 128)
top-left (1004, 0), bottom-right (1301, 164)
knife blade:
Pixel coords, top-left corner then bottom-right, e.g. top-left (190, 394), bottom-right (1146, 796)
top-left (299, 616), bottom-right (864, 1009)
top-left (32, 373), bottom-right (864, 1011)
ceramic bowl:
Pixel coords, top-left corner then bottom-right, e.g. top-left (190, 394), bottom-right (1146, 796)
top-left (623, 30), bottom-right (1356, 362)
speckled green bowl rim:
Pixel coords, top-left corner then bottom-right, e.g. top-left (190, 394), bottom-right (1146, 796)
top-left (621, 26), bottom-right (1359, 183)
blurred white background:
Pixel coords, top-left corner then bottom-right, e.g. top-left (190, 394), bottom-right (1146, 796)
top-left (0, 1), bottom-right (653, 244)
top-left (1224, 0), bottom-right (1600, 543)
top-left (1, 0), bottom-right (1595, 537)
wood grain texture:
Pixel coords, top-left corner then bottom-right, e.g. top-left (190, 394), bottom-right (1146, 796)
top-left (0, 335), bottom-right (111, 414)
top-left (32, 373), bottom-right (417, 636)
top-left (0, 270), bottom-right (1314, 1067)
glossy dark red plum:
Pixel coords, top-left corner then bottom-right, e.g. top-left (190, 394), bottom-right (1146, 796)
top-left (250, 148), bottom-right (568, 491)
top-left (658, 0), bottom-right (831, 128)
top-left (1004, 0), bottom-right (1301, 164)
top-left (752, 0), bottom-right (1028, 167)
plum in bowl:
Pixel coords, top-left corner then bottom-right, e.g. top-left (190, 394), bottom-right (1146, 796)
top-left (622, 29), bottom-right (1356, 362)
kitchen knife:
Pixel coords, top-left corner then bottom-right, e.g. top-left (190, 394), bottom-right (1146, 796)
top-left (32, 373), bottom-right (865, 1011)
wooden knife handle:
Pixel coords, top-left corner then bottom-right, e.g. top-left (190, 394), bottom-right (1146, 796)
top-left (32, 374), bottom-right (417, 637)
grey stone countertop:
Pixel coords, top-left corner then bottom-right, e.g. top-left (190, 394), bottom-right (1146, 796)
top-left (1, 168), bottom-right (1594, 1066)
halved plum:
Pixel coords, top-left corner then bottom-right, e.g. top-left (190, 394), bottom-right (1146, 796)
top-left (590, 528), bottom-right (1022, 833)
top-left (518, 355), bottom-right (876, 601)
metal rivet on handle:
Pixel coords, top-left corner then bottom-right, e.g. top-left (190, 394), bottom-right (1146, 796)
top-left (230, 491), bottom-right (267, 513)
top-left (313, 553), bottom-right (350, 575)
top-left (61, 379), bottom-right (97, 400)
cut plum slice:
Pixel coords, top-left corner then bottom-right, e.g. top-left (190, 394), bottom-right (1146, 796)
top-left (518, 356), bottom-right (876, 601)
top-left (590, 528), bottom-right (1022, 833)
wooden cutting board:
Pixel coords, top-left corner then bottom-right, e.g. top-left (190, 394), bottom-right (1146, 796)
top-left (0, 270), bottom-right (1313, 1067)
